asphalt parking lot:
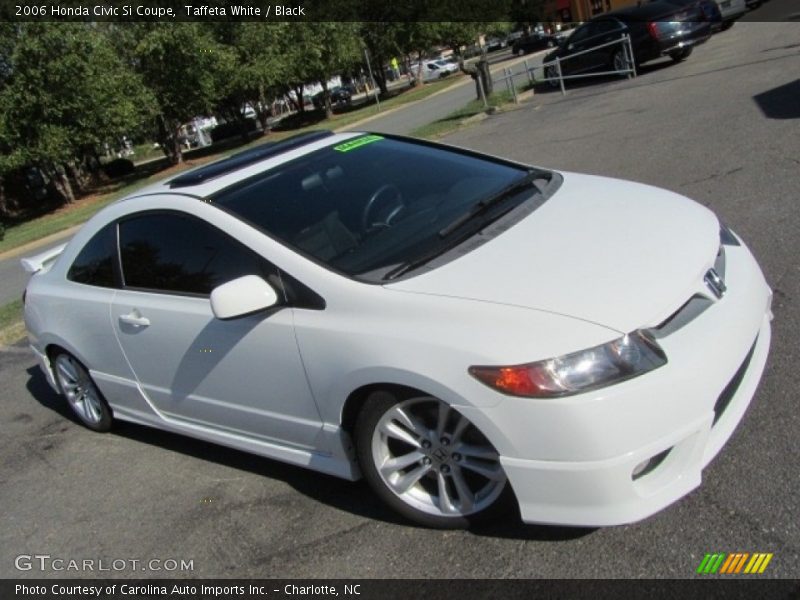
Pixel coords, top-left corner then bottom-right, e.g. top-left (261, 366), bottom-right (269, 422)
top-left (1, 23), bottom-right (799, 580)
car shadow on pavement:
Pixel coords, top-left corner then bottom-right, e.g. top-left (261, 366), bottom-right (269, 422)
top-left (753, 79), bottom-right (800, 119)
top-left (533, 59), bottom-right (676, 95)
top-left (26, 366), bottom-right (596, 542)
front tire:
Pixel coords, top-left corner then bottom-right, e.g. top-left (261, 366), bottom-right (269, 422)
top-left (355, 391), bottom-right (507, 528)
top-left (669, 47), bottom-right (693, 62)
top-left (52, 352), bottom-right (113, 432)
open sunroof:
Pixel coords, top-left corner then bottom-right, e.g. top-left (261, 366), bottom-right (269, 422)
top-left (169, 130), bottom-right (335, 189)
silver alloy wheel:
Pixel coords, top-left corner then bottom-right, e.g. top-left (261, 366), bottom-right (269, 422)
top-left (371, 397), bottom-right (506, 518)
top-left (54, 354), bottom-right (104, 425)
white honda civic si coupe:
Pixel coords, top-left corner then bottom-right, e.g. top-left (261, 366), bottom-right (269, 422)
top-left (23, 132), bottom-right (772, 528)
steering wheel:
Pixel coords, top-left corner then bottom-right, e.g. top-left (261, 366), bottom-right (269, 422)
top-left (361, 184), bottom-right (405, 232)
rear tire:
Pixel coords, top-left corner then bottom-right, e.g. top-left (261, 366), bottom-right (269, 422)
top-left (611, 48), bottom-right (631, 76)
top-left (545, 64), bottom-right (560, 88)
top-left (355, 390), bottom-right (509, 529)
top-left (669, 47), bottom-right (693, 62)
top-left (52, 352), bottom-right (113, 432)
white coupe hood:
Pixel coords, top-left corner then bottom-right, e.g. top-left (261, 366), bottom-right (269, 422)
top-left (388, 173), bottom-right (721, 333)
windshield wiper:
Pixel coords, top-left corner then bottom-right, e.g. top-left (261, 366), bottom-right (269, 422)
top-left (383, 170), bottom-right (548, 281)
top-left (437, 170), bottom-right (544, 238)
top-left (382, 225), bottom-right (477, 281)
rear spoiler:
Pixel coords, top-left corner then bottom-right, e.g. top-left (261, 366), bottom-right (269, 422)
top-left (20, 243), bottom-right (67, 274)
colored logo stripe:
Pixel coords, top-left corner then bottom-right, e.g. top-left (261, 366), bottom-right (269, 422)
top-left (333, 135), bottom-right (383, 153)
top-left (697, 553), bottom-right (726, 574)
top-left (720, 553), bottom-right (748, 573)
top-left (697, 552), bottom-right (773, 574)
top-left (745, 553), bottom-right (773, 574)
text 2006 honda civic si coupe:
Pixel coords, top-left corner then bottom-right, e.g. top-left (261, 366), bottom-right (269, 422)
top-left (22, 132), bottom-right (772, 528)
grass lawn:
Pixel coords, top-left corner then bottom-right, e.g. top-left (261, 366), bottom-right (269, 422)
top-left (411, 89), bottom-right (520, 139)
top-left (0, 299), bottom-right (24, 347)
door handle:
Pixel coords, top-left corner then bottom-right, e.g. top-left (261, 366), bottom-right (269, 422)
top-left (119, 310), bottom-right (150, 327)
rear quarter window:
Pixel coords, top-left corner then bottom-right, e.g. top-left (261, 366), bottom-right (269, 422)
top-left (67, 224), bottom-right (117, 288)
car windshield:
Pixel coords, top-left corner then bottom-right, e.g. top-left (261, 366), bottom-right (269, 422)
top-left (212, 136), bottom-right (545, 281)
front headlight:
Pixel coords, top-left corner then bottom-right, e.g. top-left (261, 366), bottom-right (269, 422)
top-left (469, 331), bottom-right (667, 398)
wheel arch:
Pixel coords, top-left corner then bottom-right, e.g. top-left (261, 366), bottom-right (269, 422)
top-left (44, 338), bottom-right (90, 368)
top-left (340, 383), bottom-right (433, 436)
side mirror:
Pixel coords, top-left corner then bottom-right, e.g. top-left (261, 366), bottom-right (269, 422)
top-left (210, 275), bottom-right (279, 320)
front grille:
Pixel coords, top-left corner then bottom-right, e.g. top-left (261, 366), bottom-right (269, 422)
top-left (653, 246), bottom-right (727, 339)
top-left (653, 294), bottom-right (713, 338)
top-left (713, 337), bottom-right (757, 426)
top-left (714, 244), bottom-right (727, 279)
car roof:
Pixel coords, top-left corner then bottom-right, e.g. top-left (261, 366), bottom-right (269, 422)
top-left (121, 130), bottom-right (363, 201)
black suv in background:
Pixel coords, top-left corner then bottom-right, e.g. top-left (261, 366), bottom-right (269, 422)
top-left (543, 1), bottom-right (712, 83)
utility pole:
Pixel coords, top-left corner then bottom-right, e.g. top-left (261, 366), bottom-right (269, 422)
top-left (363, 48), bottom-right (381, 112)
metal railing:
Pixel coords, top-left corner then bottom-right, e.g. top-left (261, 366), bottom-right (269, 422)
top-left (538, 34), bottom-right (637, 95)
top-left (481, 34), bottom-right (638, 106)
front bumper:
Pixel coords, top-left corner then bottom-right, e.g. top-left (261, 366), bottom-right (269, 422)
top-left (458, 240), bottom-right (772, 526)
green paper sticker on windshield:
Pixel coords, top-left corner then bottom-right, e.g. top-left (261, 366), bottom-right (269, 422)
top-left (334, 135), bottom-right (384, 153)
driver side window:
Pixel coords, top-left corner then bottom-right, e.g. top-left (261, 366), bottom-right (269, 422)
top-left (118, 212), bottom-right (278, 297)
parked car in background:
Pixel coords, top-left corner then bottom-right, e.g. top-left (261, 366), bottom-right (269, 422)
top-left (512, 32), bottom-right (557, 56)
top-left (412, 61), bottom-right (453, 82)
top-left (433, 59), bottom-right (459, 75)
top-left (655, 0), bottom-right (723, 31)
top-left (543, 0), bottom-right (712, 85)
top-left (485, 37), bottom-right (507, 52)
top-left (714, 0), bottom-right (747, 28)
top-left (22, 131), bottom-right (771, 529)
top-left (658, 0), bottom-right (723, 30)
top-left (312, 86), bottom-right (352, 111)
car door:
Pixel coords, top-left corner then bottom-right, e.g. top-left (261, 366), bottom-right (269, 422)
top-left (581, 19), bottom-right (627, 71)
top-left (559, 23), bottom-right (593, 74)
top-left (110, 210), bottom-right (323, 449)
top-left (561, 20), bottom-right (620, 73)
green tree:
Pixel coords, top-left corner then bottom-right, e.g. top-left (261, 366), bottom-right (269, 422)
top-left (434, 23), bottom-right (484, 57)
top-left (288, 23), bottom-right (362, 119)
top-left (135, 23), bottom-right (234, 164)
top-left (396, 23), bottom-right (446, 84)
top-left (0, 23), bottom-right (155, 204)
top-left (211, 22), bottom-right (289, 139)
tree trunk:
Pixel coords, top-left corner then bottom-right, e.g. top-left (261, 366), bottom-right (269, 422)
top-left (49, 164), bottom-right (75, 204)
top-left (0, 175), bottom-right (9, 219)
top-left (320, 80), bottom-right (333, 119)
top-left (156, 115), bottom-right (178, 164)
top-left (414, 51), bottom-right (425, 85)
top-left (172, 125), bottom-right (184, 165)
top-left (256, 86), bottom-right (271, 134)
top-left (374, 66), bottom-right (388, 95)
top-left (66, 161), bottom-right (89, 194)
top-left (294, 85), bottom-right (306, 114)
